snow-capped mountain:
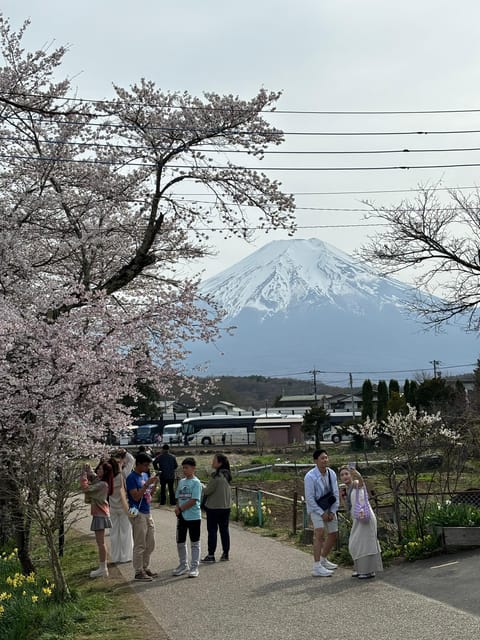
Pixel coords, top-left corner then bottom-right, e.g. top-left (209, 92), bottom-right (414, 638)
top-left (188, 238), bottom-right (478, 377)
top-left (200, 238), bottom-right (413, 318)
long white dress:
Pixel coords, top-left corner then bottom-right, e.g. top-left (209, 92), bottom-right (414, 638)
top-left (347, 483), bottom-right (383, 575)
top-left (109, 472), bottom-right (133, 563)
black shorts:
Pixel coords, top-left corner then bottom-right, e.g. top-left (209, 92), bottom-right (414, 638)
top-left (176, 514), bottom-right (201, 543)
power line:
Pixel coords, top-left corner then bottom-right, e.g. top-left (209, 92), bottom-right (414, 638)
top-left (192, 223), bottom-right (383, 231)
top-left (252, 362), bottom-right (476, 379)
top-left (180, 185), bottom-right (480, 196)
top-left (7, 133), bottom-right (480, 156)
top-left (15, 184), bottom-right (469, 215)
top-left (289, 185), bottom-right (480, 196)
top-left (175, 199), bottom-right (475, 214)
top-left (10, 93), bottom-right (480, 116)
top-left (42, 223), bottom-right (388, 233)
top-left (206, 146), bottom-right (480, 155)
top-left (315, 362), bottom-right (476, 375)
top-left (271, 108), bottom-right (480, 116)
top-left (5, 113), bottom-right (480, 137)
top-left (183, 184), bottom-right (479, 196)
top-left (4, 152), bottom-right (480, 172)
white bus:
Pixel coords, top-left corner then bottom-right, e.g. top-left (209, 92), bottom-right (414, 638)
top-left (162, 423), bottom-right (183, 445)
top-left (181, 415), bottom-right (257, 446)
top-left (325, 411), bottom-right (359, 443)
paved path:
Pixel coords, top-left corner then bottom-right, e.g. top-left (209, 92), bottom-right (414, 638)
top-left (77, 506), bottom-right (480, 640)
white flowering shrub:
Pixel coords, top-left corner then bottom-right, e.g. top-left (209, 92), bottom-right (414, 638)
top-left (359, 404), bottom-right (463, 539)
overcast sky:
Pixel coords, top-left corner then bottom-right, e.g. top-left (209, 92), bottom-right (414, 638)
top-left (4, 1), bottom-right (480, 281)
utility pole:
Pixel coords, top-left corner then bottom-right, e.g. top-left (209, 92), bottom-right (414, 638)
top-left (429, 359), bottom-right (441, 378)
top-left (312, 368), bottom-right (318, 406)
top-left (350, 372), bottom-right (356, 420)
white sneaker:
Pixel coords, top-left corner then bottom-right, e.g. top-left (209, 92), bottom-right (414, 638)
top-left (172, 563), bottom-right (189, 576)
top-left (188, 567), bottom-right (199, 578)
top-left (312, 564), bottom-right (333, 577)
top-left (321, 558), bottom-right (338, 570)
top-left (90, 567), bottom-right (108, 578)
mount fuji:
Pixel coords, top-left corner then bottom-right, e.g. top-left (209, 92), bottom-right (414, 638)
top-left (188, 238), bottom-right (478, 377)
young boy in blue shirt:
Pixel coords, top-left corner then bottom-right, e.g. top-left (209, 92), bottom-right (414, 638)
top-left (173, 457), bottom-right (202, 578)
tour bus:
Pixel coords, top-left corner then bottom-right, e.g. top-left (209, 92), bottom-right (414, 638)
top-left (325, 412), bottom-right (359, 443)
top-left (135, 423), bottom-right (163, 444)
top-left (181, 415), bottom-right (257, 446)
top-left (162, 423), bottom-right (183, 445)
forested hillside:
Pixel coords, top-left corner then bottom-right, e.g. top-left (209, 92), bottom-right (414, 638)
top-left (186, 376), bottom-right (346, 412)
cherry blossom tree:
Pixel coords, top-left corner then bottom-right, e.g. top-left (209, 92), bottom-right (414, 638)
top-left (0, 15), bottom-right (295, 598)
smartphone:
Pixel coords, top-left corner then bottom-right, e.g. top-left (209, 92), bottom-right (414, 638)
top-left (348, 461), bottom-right (356, 470)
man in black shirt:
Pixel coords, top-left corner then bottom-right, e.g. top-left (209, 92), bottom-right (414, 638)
top-left (153, 444), bottom-right (178, 505)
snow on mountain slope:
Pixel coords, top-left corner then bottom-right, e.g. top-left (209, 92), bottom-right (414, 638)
top-left (188, 238), bottom-right (478, 376)
top-left (200, 238), bottom-right (413, 317)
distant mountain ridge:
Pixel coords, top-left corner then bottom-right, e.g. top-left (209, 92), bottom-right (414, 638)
top-left (188, 238), bottom-right (478, 377)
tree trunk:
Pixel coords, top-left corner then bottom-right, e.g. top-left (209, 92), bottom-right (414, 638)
top-left (45, 528), bottom-right (71, 601)
top-left (12, 499), bottom-right (35, 575)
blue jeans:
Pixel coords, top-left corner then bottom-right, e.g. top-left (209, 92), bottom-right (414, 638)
top-left (205, 508), bottom-right (230, 556)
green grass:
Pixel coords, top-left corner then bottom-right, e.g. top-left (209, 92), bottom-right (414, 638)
top-left (237, 470), bottom-right (291, 482)
top-left (249, 454), bottom-right (281, 465)
top-left (0, 532), bottom-right (160, 640)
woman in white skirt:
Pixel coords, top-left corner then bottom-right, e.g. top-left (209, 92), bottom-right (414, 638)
top-left (339, 465), bottom-right (383, 579)
top-left (109, 452), bottom-right (134, 564)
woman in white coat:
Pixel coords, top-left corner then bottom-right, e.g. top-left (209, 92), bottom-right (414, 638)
top-left (339, 465), bottom-right (383, 579)
top-left (108, 453), bottom-right (134, 563)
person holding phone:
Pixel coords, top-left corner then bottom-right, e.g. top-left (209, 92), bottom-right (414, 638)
top-left (125, 452), bottom-right (159, 581)
top-left (339, 464), bottom-right (383, 579)
top-left (80, 461), bottom-right (114, 578)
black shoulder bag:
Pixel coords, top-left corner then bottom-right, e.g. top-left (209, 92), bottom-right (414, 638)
top-left (315, 469), bottom-right (336, 511)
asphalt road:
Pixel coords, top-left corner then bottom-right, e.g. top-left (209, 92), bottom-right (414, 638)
top-left (76, 505), bottom-right (480, 640)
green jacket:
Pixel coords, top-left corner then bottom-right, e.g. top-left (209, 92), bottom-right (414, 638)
top-left (203, 469), bottom-right (231, 509)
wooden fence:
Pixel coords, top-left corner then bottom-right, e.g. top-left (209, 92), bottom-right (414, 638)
top-left (230, 484), bottom-right (480, 541)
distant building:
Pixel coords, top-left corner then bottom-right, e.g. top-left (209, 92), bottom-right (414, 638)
top-left (276, 393), bottom-right (362, 413)
top-left (159, 399), bottom-right (177, 413)
top-left (212, 400), bottom-right (245, 414)
top-left (276, 394), bottom-right (332, 408)
top-left (327, 393), bottom-right (362, 413)
top-left (255, 416), bottom-right (304, 446)
top-left (451, 374), bottom-right (475, 393)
